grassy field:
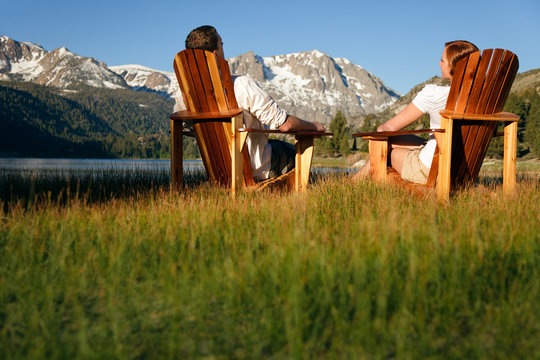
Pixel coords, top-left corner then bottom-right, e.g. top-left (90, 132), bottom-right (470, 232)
top-left (1, 162), bottom-right (539, 359)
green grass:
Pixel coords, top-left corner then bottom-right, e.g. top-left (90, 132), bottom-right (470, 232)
top-left (1, 166), bottom-right (539, 359)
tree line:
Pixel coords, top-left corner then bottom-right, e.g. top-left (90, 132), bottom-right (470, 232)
top-left (0, 81), bottom-right (200, 159)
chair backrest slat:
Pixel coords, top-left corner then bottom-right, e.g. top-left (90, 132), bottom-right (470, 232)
top-left (174, 51), bottom-right (200, 112)
top-left (485, 50), bottom-right (513, 114)
top-left (218, 57), bottom-right (240, 109)
top-left (464, 49), bottom-right (493, 113)
top-left (474, 49), bottom-right (504, 115)
top-left (445, 60), bottom-right (465, 112)
top-left (206, 52), bottom-right (229, 112)
top-left (454, 52), bottom-right (481, 114)
top-left (492, 51), bottom-right (519, 113)
top-left (193, 50), bottom-right (220, 112)
top-left (186, 50), bottom-right (212, 113)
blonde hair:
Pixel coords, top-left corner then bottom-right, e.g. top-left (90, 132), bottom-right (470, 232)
top-left (445, 40), bottom-right (479, 75)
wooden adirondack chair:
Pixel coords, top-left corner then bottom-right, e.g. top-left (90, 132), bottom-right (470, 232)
top-left (353, 49), bottom-right (519, 201)
top-left (169, 49), bottom-right (331, 194)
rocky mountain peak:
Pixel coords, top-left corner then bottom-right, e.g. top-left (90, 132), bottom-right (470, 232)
top-left (228, 51), bottom-right (267, 82)
top-left (0, 36), bottom-right (47, 74)
top-left (227, 50), bottom-right (400, 123)
top-left (0, 36), bottom-right (127, 89)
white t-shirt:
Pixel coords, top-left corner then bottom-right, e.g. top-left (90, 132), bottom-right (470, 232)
top-left (411, 84), bottom-right (450, 168)
top-left (174, 75), bottom-right (288, 180)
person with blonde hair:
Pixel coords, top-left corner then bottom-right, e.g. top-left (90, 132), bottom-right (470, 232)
top-left (355, 40), bottom-right (479, 184)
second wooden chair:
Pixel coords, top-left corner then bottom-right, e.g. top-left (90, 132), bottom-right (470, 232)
top-left (353, 49), bottom-right (520, 201)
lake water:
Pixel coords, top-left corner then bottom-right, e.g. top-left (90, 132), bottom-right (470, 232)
top-left (0, 158), bottom-right (352, 176)
top-left (0, 158), bottom-right (203, 173)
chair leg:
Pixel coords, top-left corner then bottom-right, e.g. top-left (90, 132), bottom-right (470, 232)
top-left (437, 116), bottom-right (453, 202)
top-left (231, 116), bottom-right (246, 197)
top-left (295, 136), bottom-right (314, 191)
top-left (503, 120), bottom-right (518, 196)
top-left (368, 139), bottom-right (388, 182)
top-left (170, 119), bottom-right (183, 190)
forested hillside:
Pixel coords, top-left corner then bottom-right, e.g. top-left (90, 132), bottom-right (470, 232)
top-left (493, 84), bottom-right (540, 157)
top-left (0, 81), bottom-right (199, 158)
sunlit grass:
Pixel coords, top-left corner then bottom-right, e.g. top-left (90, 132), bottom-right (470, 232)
top-left (1, 166), bottom-right (539, 359)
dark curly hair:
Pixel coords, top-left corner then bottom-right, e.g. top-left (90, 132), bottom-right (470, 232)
top-left (185, 25), bottom-right (220, 52)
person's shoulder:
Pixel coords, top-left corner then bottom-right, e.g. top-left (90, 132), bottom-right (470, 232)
top-left (417, 84), bottom-right (450, 99)
top-left (233, 74), bottom-right (267, 98)
top-left (412, 83), bottom-right (450, 111)
top-left (421, 83), bottom-right (450, 93)
top-left (233, 74), bottom-right (257, 86)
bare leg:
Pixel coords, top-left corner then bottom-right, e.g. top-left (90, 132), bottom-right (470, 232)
top-left (390, 148), bottom-right (410, 174)
top-left (390, 135), bottom-right (425, 175)
top-left (352, 160), bottom-right (371, 181)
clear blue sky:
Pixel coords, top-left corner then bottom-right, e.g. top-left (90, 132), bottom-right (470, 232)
top-left (3, 0), bottom-right (539, 94)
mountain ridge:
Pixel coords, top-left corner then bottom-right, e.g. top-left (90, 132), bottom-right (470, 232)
top-left (1, 36), bottom-right (400, 125)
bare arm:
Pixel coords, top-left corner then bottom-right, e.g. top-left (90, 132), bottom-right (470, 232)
top-left (278, 115), bottom-right (326, 132)
top-left (377, 103), bottom-right (424, 132)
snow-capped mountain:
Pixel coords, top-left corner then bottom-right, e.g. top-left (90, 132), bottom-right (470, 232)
top-left (0, 36), bottom-right (127, 89)
top-left (228, 50), bottom-right (400, 123)
top-left (1, 36), bottom-right (400, 124)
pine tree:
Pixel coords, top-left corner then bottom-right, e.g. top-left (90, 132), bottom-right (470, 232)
top-left (329, 111), bottom-right (350, 156)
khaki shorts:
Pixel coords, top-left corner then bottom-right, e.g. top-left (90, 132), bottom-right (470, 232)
top-left (401, 148), bottom-right (430, 184)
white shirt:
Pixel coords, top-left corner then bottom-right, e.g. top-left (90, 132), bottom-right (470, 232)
top-left (174, 75), bottom-right (288, 180)
top-left (411, 84), bottom-right (450, 168)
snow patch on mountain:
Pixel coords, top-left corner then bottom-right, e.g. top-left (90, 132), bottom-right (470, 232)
top-left (109, 64), bottom-right (178, 96)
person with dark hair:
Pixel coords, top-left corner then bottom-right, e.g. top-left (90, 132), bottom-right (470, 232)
top-left (354, 40), bottom-right (479, 184)
top-left (174, 25), bottom-right (326, 181)
top-left (184, 25), bottom-right (221, 53)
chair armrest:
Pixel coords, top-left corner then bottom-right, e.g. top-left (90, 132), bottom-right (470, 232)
top-left (239, 128), bottom-right (333, 137)
top-left (440, 110), bottom-right (519, 122)
top-left (170, 108), bottom-right (244, 121)
top-left (353, 128), bottom-right (445, 139)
